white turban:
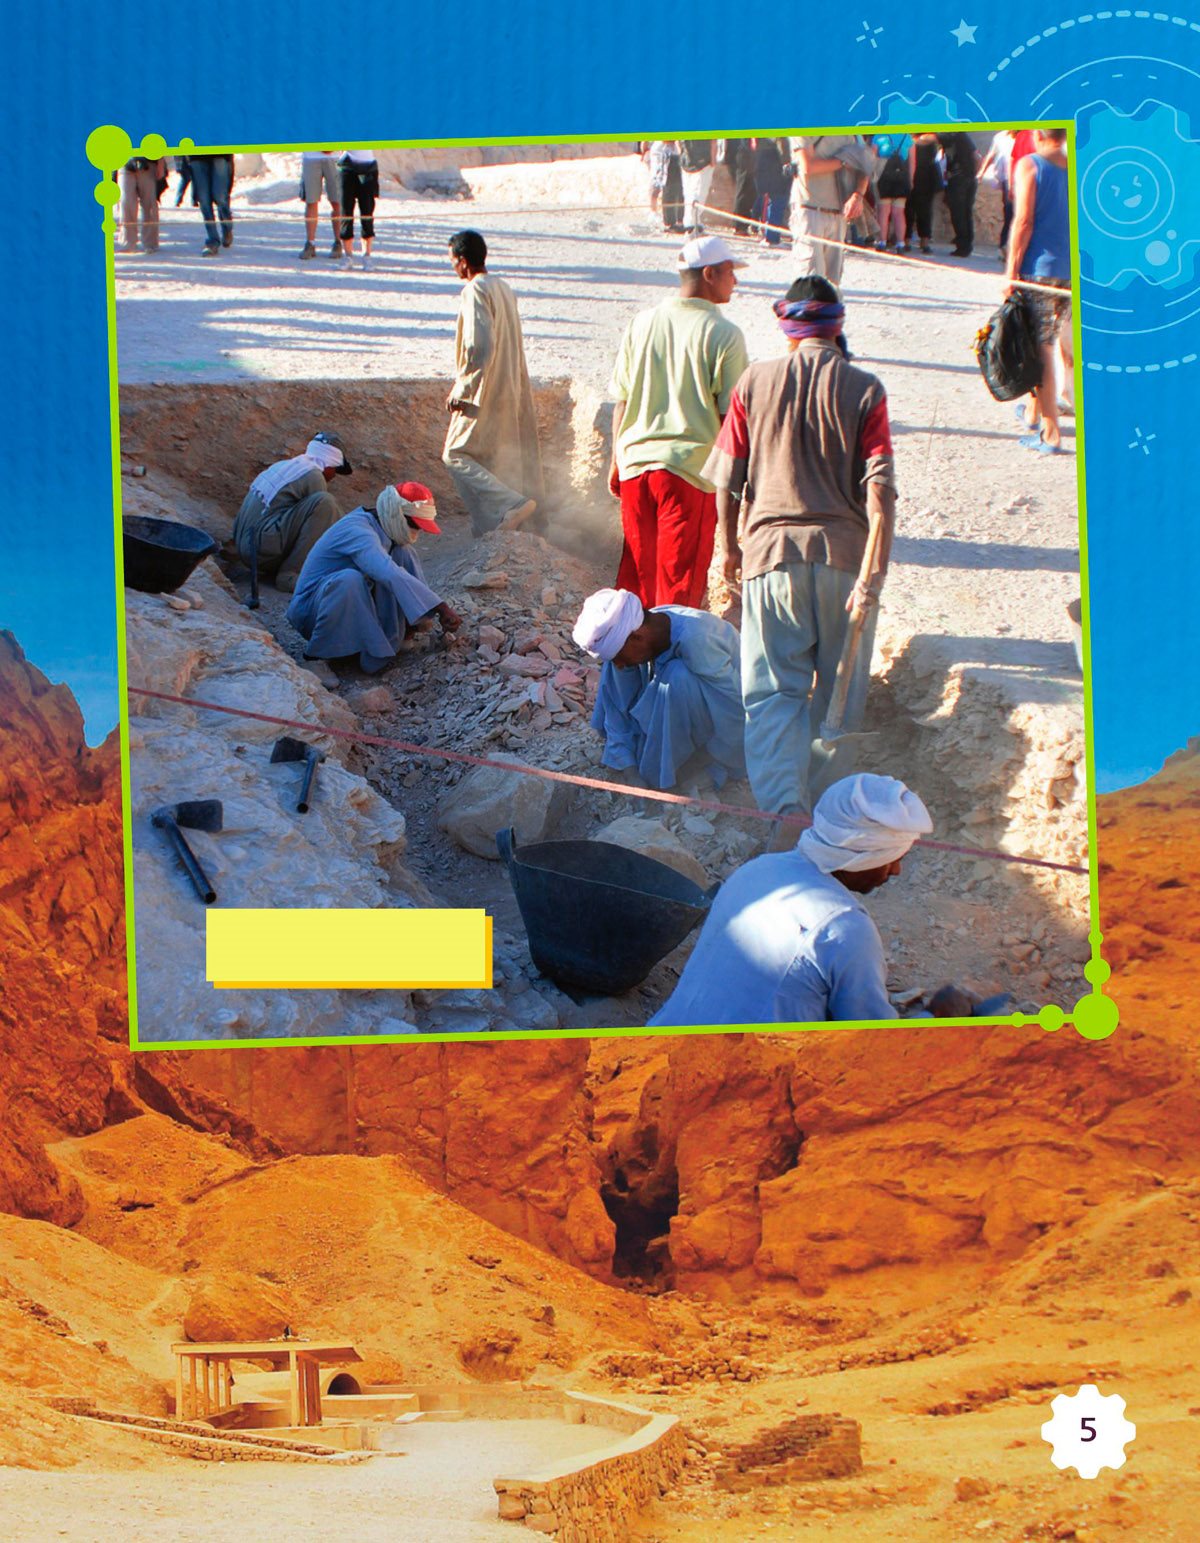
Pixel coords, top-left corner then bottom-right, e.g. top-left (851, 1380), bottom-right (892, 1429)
top-left (376, 483), bottom-right (416, 546)
top-left (572, 588), bottom-right (645, 662)
top-left (306, 437), bottom-right (345, 471)
top-left (798, 774), bottom-right (932, 873)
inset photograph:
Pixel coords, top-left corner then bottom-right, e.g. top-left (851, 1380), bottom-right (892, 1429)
top-left (112, 129), bottom-right (1091, 1044)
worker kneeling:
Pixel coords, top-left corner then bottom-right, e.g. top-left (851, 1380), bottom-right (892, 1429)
top-left (233, 430), bottom-right (352, 595)
top-left (650, 773), bottom-right (931, 1025)
top-left (573, 587), bottom-right (746, 791)
top-left (287, 482), bottom-right (462, 674)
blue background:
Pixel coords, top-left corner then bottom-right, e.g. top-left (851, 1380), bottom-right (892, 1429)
top-left (4, 3), bottom-right (1197, 790)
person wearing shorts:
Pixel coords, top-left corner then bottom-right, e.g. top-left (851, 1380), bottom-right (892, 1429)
top-left (1006, 128), bottom-right (1072, 452)
top-left (339, 150), bottom-right (379, 270)
top-left (872, 132), bottom-right (915, 250)
top-left (299, 151), bottom-right (342, 260)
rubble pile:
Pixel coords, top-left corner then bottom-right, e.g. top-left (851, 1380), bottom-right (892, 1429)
top-left (596, 1346), bottom-right (774, 1389)
top-left (712, 1414), bottom-right (864, 1489)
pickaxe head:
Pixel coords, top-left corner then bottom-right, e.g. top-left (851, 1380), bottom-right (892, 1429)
top-left (151, 799), bottom-right (224, 833)
top-left (270, 736), bottom-right (324, 767)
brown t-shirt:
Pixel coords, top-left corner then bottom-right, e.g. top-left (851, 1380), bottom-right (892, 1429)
top-left (702, 341), bottom-right (895, 581)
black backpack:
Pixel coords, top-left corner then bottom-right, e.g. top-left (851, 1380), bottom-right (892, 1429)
top-left (974, 292), bottom-right (1043, 401)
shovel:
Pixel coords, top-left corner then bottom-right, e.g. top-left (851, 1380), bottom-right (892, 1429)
top-left (271, 735), bottom-right (325, 813)
top-left (809, 519), bottom-right (886, 803)
top-left (151, 800), bottom-right (223, 904)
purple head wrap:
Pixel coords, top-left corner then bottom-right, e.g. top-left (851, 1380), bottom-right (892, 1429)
top-left (773, 298), bottom-right (850, 358)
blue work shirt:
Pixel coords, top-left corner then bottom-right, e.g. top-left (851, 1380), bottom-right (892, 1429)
top-left (591, 605), bottom-right (745, 789)
top-left (649, 850), bottom-right (897, 1026)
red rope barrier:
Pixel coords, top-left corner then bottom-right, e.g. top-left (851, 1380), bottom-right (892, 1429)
top-left (126, 684), bottom-right (1089, 877)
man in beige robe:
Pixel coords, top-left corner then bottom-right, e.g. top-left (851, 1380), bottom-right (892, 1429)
top-left (442, 229), bottom-right (544, 535)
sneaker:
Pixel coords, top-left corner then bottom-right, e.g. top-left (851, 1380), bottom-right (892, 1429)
top-left (201, 243), bottom-right (218, 257)
top-left (920, 240), bottom-right (932, 253)
top-left (299, 242), bottom-right (317, 259)
top-left (328, 240), bottom-right (343, 259)
top-left (222, 230), bottom-right (233, 249)
top-left (359, 254), bottom-right (372, 272)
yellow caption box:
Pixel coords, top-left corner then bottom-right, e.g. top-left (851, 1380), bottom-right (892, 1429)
top-left (206, 909), bottom-right (492, 990)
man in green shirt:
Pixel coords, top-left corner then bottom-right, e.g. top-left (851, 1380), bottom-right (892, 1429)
top-left (608, 236), bottom-right (750, 608)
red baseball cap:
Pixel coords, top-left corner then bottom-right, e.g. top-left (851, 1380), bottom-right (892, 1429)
top-left (396, 482), bottom-right (440, 533)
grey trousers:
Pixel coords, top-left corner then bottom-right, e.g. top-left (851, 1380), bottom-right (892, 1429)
top-left (741, 561), bottom-right (877, 815)
top-left (443, 450), bottom-right (528, 535)
top-left (791, 206), bottom-right (846, 287)
top-left (120, 166), bottom-right (160, 251)
top-left (238, 490), bottom-right (341, 591)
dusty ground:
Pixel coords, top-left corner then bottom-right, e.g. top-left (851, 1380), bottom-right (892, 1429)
top-left (0, 1421), bottom-right (619, 1542)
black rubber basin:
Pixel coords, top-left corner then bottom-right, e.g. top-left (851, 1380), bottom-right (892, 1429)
top-left (123, 515), bottom-right (217, 594)
top-left (497, 827), bottom-right (718, 997)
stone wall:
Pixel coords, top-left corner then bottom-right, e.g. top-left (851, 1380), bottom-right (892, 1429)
top-left (712, 1413), bottom-right (863, 1490)
top-left (118, 377), bottom-right (578, 533)
top-left (493, 1390), bottom-right (686, 1539)
top-left (49, 1400), bottom-right (366, 1463)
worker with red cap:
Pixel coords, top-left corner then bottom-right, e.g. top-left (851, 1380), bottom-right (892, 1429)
top-left (287, 481), bottom-right (462, 674)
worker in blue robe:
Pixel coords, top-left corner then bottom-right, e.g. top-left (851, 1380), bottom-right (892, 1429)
top-left (650, 774), bottom-right (941, 1026)
top-left (287, 482), bottom-right (461, 673)
top-left (572, 588), bottom-right (745, 790)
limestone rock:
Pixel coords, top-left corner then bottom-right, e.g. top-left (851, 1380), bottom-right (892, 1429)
top-left (183, 1270), bottom-right (298, 1343)
top-left (437, 754), bottom-right (567, 859)
top-left (592, 816), bottom-right (711, 890)
top-left (348, 685), bottom-right (394, 715)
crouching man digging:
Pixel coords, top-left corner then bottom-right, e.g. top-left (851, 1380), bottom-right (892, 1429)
top-left (233, 430), bottom-right (353, 597)
top-left (573, 586), bottom-right (746, 792)
top-left (651, 774), bottom-right (946, 1025)
top-left (287, 482), bottom-right (462, 674)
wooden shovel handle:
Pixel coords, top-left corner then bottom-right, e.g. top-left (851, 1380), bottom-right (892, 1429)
top-left (822, 517), bottom-right (885, 737)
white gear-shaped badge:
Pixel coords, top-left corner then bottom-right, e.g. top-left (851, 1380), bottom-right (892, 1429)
top-left (1041, 1384), bottom-right (1136, 1480)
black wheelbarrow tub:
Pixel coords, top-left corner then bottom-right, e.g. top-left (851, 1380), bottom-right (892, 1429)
top-left (497, 827), bottom-right (719, 996)
top-left (123, 515), bottom-right (217, 594)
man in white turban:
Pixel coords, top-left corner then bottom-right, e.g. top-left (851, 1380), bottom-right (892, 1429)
top-left (287, 481), bottom-right (462, 674)
top-left (650, 773), bottom-right (940, 1025)
top-left (233, 431), bottom-right (353, 596)
top-left (573, 587), bottom-right (745, 791)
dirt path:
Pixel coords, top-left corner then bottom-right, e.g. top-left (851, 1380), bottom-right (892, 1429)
top-left (0, 1418), bottom-right (619, 1542)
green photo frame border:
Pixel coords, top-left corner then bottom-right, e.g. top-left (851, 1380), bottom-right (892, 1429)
top-left (86, 120), bottom-right (1116, 1051)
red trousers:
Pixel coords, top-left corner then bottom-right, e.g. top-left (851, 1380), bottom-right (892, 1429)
top-left (615, 468), bottom-right (716, 608)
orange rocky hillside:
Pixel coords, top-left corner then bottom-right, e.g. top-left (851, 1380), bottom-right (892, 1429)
top-left (1097, 736), bottom-right (1200, 1034)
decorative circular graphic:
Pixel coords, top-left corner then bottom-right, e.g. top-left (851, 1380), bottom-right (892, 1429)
top-left (848, 77), bottom-right (981, 126)
top-left (984, 16), bottom-right (1200, 372)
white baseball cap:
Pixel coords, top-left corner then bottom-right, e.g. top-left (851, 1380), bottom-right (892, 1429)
top-left (677, 234), bottom-right (749, 271)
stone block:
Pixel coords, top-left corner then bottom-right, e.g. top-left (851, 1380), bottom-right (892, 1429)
top-left (592, 816), bottom-right (711, 890)
top-left (437, 753), bottom-right (568, 858)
